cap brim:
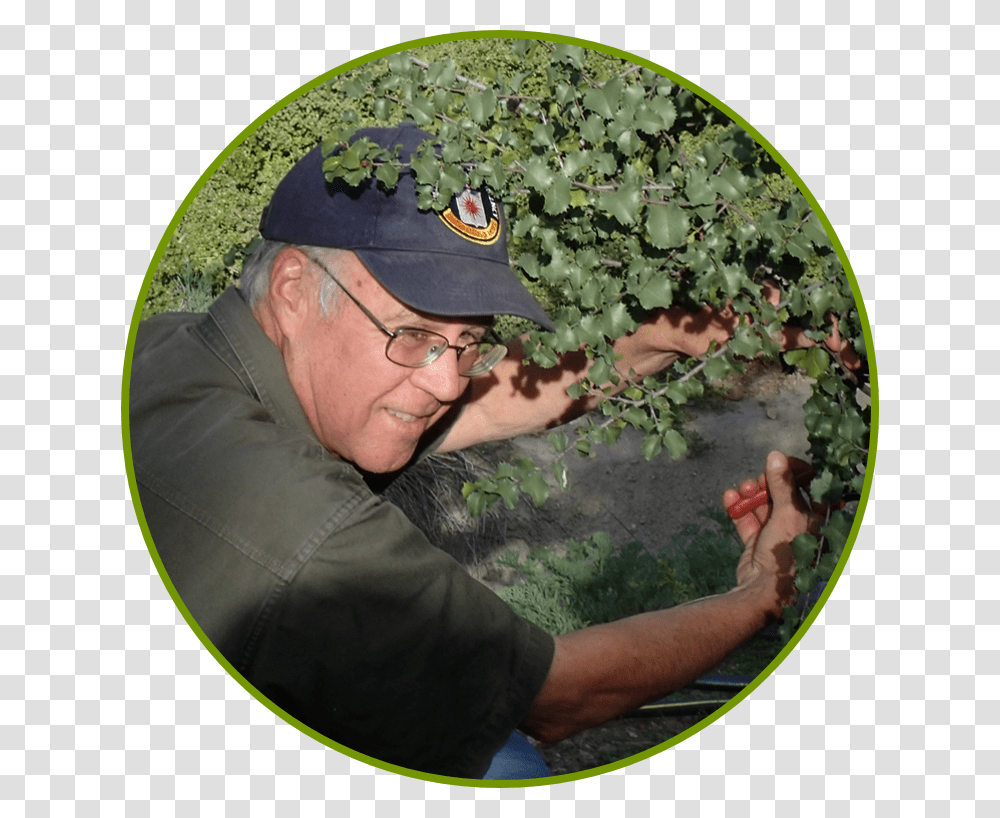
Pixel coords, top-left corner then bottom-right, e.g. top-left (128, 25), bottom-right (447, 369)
top-left (354, 248), bottom-right (556, 332)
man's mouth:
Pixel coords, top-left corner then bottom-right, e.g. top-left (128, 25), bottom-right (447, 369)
top-left (386, 408), bottom-right (422, 423)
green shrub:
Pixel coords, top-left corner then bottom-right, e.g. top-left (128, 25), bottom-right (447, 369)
top-left (495, 511), bottom-right (747, 637)
top-left (496, 533), bottom-right (692, 635)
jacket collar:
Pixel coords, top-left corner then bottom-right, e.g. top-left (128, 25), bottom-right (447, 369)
top-left (203, 287), bottom-right (319, 442)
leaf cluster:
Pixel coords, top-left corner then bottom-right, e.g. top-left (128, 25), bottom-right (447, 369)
top-left (461, 455), bottom-right (559, 516)
top-left (140, 36), bottom-right (873, 646)
top-left (318, 40), bottom-right (868, 482)
top-left (775, 501), bottom-right (856, 641)
top-left (318, 39), bottom-right (871, 644)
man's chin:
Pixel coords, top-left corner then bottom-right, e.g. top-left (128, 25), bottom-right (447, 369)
top-left (350, 446), bottom-right (420, 477)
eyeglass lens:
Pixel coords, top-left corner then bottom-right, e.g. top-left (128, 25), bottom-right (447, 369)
top-left (387, 330), bottom-right (502, 375)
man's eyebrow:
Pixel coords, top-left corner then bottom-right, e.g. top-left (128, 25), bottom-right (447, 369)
top-left (385, 308), bottom-right (494, 333)
top-left (380, 307), bottom-right (422, 325)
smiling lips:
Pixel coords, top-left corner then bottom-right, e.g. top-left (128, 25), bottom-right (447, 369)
top-left (386, 407), bottom-right (434, 424)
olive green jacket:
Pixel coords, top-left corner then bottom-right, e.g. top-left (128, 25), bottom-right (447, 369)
top-left (128, 287), bottom-right (553, 778)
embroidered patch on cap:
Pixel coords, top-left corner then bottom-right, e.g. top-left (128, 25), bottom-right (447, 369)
top-left (439, 188), bottom-right (502, 245)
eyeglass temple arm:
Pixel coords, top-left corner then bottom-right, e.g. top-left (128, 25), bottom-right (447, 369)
top-left (313, 255), bottom-right (509, 349)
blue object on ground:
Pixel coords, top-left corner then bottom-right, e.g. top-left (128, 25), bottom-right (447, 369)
top-left (482, 731), bottom-right (552, 780)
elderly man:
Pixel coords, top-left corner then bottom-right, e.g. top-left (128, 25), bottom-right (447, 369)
top-left (130, 123), bottom-right (826, 779)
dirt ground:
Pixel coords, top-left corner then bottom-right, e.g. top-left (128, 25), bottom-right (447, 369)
top-left (384, 361), bottom-right (815, 778)
top-left (470, 361), bottom-right (814, 590)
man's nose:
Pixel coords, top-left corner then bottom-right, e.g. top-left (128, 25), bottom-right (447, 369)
top-left (409, 351), bottom-right (466, 403)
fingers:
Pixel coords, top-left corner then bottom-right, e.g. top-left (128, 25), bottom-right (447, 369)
top-left (724, 476), bottom-right (766, 516)
top-left (824, 318), bottom-right (863, 370)
top-left (726, 452), bottom-right (799, 515)
top-left (729, 502), bottom-right (764, 544)
top-left (723, 476), bottom-right (765, 507)
top-left (724, 474), bottom-right (769, 542)
top-left (724, 453), bottom-right (815, 540)
top-left (778, 312), bottom-right (863, 372)
top-left (736, 475), bottom-right (766, 497)
top-left (726, 450), bottom-right (808, 611)
top-left (761, 280), bottom-right (781, 307)
top-left (763, 451), bottom-right (798, 510)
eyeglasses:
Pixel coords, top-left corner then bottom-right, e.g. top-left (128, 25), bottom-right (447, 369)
top-left (309, 256), bottom-right (508, 377)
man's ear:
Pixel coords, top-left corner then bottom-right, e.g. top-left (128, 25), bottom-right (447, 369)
top-left (266, 248), bottom-right (315, 339)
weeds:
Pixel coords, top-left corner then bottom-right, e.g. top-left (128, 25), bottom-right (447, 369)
top-left (496, 510), bottom-right (743, 635)
top-left (376, 451), bottom-right (508, 566)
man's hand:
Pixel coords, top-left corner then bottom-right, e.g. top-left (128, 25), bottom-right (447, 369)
top-left (522, 450), bottom-right (817, 744)
top-left (615, 280), bottom-right (861, 380)
top-left (723, 451), bottom-right (811, 618)
top-left (776, 312), bottom-right (862, 371)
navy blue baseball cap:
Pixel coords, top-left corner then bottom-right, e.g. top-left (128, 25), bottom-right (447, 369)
top-left (258, 122), bottom-right (554, 331)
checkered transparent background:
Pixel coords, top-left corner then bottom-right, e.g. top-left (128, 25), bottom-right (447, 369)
top-left (2, 1), bottom-right (997, 814)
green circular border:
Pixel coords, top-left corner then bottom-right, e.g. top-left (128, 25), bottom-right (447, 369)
top-left (121, 29), bottom-right (880, 788)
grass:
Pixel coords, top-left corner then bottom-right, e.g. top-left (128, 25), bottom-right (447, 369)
top-left (375, 450), bottom-right (509, 566)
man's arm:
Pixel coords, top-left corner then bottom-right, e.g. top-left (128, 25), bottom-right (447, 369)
top-left (440, 290), bottom-right (859, 452)
top-left (439, 303), bottom-right (745, 452)
top-left (520, 451), bottom-right (804, 743)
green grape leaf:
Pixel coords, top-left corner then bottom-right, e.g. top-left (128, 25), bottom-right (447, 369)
top-left (465, 89), bottom-right (497, 124)
top-left (646, 202), bottom-right (689, 249)
top-left (523, 155), bottom-right (556, 192)
top-left (521, 471), bottom-right (551, 507)
top-left (409, 95), bottom-right (435, 126)
top-left (642, 434), bottom-right (663, 461)
top-left (374, 161), bottom-right (400, 189)
top-left (704, 355), bottom-right (734, 381)
top-left (599, 183), bottom-right (642, 226)
top-left (543, 174), bottom-right (572, 215)
top-left (600, 302), bottom-right (637, 339)
top-left (663, 429), bottom-right (687, 459)
top-left (637, 274), bottom-right (675, 310)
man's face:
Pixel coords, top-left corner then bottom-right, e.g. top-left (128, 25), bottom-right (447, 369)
top-left (283, 252), bottom-right (487, 473)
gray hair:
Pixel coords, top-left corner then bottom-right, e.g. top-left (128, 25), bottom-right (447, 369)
top-left (239, 239), bottom-right (346, 316)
